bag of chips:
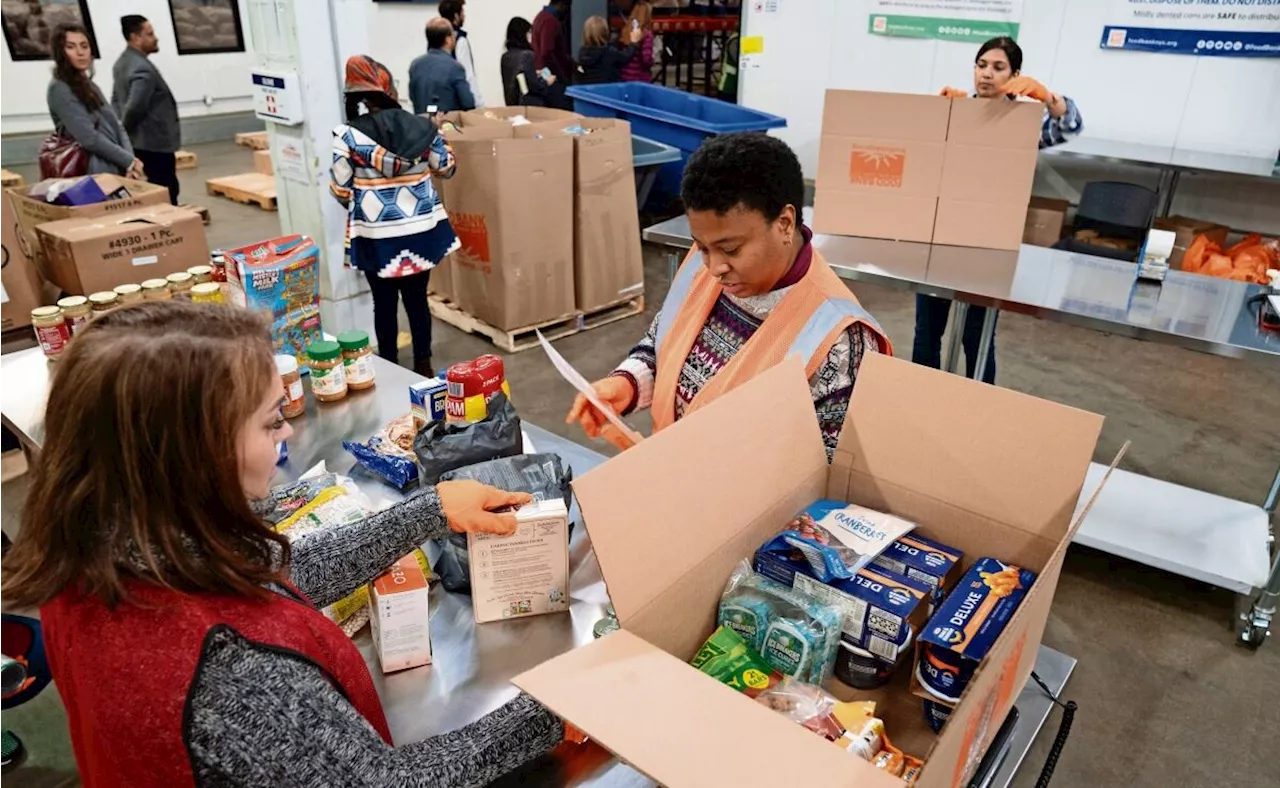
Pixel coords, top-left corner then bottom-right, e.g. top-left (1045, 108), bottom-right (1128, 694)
top-left (344, 414), bottom-right (420, 489)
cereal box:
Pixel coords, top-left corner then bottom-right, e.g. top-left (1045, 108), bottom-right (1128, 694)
top-left (223, 234), bottom-right (322, 366)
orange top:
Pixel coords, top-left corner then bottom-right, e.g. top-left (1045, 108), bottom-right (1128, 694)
top-left (372, 553), bottom-right (428, 595)
top-left (651, 247), bottom-right (891, 432)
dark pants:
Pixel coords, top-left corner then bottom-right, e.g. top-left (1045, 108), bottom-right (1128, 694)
top-left (135, 149), bottom-right (178, 205)
top-left (364, 270), bottom-right (432, 369)
top-left (911, 294), bottom-right (998, 384)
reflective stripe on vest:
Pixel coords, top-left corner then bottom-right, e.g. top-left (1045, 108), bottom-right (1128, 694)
top-left (654, 253), bottom-right (702, 359)
top-left (786, 297), bottom-right (886, 365)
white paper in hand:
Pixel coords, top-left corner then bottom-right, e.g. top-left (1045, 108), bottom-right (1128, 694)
top-left (537, 330), bottom-right (644, 446)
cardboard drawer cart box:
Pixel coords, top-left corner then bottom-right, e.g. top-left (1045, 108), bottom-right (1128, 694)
top-left (515, 354), bottom-right (1111, 787)
top-left (35, 205), bottom-right (209, 296)
top-left (8, 175), bottom-right (169, 267)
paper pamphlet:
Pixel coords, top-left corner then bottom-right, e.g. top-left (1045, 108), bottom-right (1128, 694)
top-left (537, 330), bottom-right (644, 446)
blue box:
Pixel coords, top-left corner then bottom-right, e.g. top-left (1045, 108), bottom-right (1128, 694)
top-left (410, 378), bottom-right (447, 427)
top-left (916, 558), bottom-right (1037, 702)
top-left (870, 532), bottom-right (964, 608)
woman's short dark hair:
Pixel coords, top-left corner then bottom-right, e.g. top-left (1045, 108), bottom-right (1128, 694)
top-left (976, 36), bottom-right (1022, 73)
top-left (681, 133), bottom-right (805, 222)
top-left (50, 22), bottom-right (102, 111)
top-left (505, 17), bottom-right (532, 50)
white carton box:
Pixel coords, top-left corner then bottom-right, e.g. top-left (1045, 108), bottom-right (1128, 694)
top-left (368, 553), bottom-right (432, 672)
top-left (469, 499), bottom-right (571, 624)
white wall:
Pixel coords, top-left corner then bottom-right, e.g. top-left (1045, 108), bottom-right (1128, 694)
top-left (1, 0), bottom-right (256, 135)
top-left (367, 0), bottom-right (549, 111)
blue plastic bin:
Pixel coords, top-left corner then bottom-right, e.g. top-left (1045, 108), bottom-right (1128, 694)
top-left (631, 135), bottom-right (681, 210)
top-left (568, 83), bottom-right (786, 208)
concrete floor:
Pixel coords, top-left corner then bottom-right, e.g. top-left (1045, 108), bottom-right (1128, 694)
top-left (3, 140), bottom-right (1279, 787)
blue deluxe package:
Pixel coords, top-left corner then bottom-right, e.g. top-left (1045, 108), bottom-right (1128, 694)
top-left (916, 558), bottom-right (1037, 703)
top-left (870, 532), bottom-right (964, 609)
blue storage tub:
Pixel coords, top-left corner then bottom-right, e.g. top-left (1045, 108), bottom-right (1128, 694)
top-left (631, 135), bottom-right (681, 210)
top-left (568, 83), bottom-right (786, 208)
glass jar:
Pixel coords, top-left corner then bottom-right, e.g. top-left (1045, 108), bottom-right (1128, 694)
top-left (31, 306), bottom-right (70, 359)
top-left (56, 295), bottom-right (92, 335)
top-left (306, 340), bottom-right (348, 402)
top-left (337, 330), bottom-right (376, 390)
top-left (141, 279), bottom-right (171, 300)
top-left (190, 282), bottom-right (223, 304)
top-left (209, 251), bottom-right (227, 283)
top-left (276, 354), bottom-right (306, 418)
top-left (187, 265), bottom-right (213, 284)
top-left (166, 271), bottom-right (194, 299)
top-left (88, 291), bottom-right (119, 315)
top-left (113, 283), bottom-right (143, 305)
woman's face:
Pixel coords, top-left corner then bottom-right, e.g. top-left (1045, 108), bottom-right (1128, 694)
top-left (237, 375), bottom-right (293, 500)
top-left (688, 204), bottom-right (796, 299)
top-left (63, 32), bottom-right (93, 72)
top-left (973, 48), bottom-right (1014, 97)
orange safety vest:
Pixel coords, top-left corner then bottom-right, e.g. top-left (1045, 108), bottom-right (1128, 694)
top-left (651, 247), bottom-right (892, 432)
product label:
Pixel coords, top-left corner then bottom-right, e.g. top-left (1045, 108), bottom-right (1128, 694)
top-left (868, 634), bottom-right (900, 663)
top-left (310, 364), bottom-right (347, 396)
top-left (344, 353), bottom-right (376, 384)
top-left (762, 620), bottom-right (810, 679)
top-left (35, 322), bottom-right (70, 355)
top-left (67, 315), bottom-right (89, 335)
top-left (287, 380), bottom-right (304, 402)
top-left (794, 573), bottom-right (868, 642)
top-left (720, 603), bottom-right (765, 647)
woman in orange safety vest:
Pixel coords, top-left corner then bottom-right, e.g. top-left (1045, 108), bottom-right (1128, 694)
top-left (567, 132), bottom-right (891, 459)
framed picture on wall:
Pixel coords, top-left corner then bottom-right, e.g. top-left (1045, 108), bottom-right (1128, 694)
top-left (167, 0), bottom-right (245, 55)
top-left (2, 0), bottom-right (99, 61)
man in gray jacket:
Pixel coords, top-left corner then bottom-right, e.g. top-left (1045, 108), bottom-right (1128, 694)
top-left (112, 15), bottom-right (181, 204)
top-left (408, 18), bottom-right (476, 115)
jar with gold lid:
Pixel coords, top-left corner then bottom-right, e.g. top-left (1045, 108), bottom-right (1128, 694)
top-left (88, 291), bottom-right (119, 314)
top-left (56, 295), bottom-right (91, 335)
top-left (166, 271), bottom-right (194, 299)
top-left (141, 279), bottom-right (172, 300)
top-left (32, 306), bottom-right (70, 358)
top-left (187, 265), bottom-right (213, 284)
top-left (113, 283), bottom-right (143, 305)
top-left (190, 282), bottom-right (223, 304)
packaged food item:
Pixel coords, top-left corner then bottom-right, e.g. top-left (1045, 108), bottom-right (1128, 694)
top-left (410, 377), bottom-right (448, 429)
top-left (754, 676), bottom-right (844, 741)
top-left (187, 264), bottom-right (213, 284)
top-left (832, 699), bottom-right (877, 732)
top-left (469, 499), bottom-right (570, 623)
top-left (307, 340), bottom-right (348, 403)
top-left (476, 354), bottom-right (509, 399)
top-left (871, 735), bottom-right (905, 776)
top-left (916, 558), bottom-right (1036, 703)
top-left (56, 296), bottom-right (91, 335)
top-left (88, 290), bottom-right (118, 314)
top-left (166, 271), bottom-right (194, 299)
top-left (840, 716), bottom-right (885, 760)
top-left (113, 283), bottom-right (143, 305)
top-left (141, 278), bottom-right (171, 300)
top-left (343, 414), bottom-right (419, 488)
top-left (276, 354), bottom-right (306, 418)
top-left (369, 552), bottom-right (432, 672)
top-left (190, 282), bottom-right (223, 303)
top-left (762, 500), bottom-right (917, 582)
top-left (223, 235), bottom-right (323, 367)
top-left (922, 697), bottom-right (952, 733)
top-left (691, 626), bottom-right (783, 695)
top-left (31, 306), bottom-right (70, 359)
top-left (413, 391), bottom-right (522, 484)
top-left (870, 533), bottom-right (964, 611)
top-left (901, 755), bottom-right (924, 785)
top-left (445, 359), bottom-right (485, 423)
top-left (338, 330), bottom-right (376, 390)
top-left (716, 560), bottom-right (841, 684)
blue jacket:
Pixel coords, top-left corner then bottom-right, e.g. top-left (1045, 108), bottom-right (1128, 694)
top-left (408, 49), bottom-right (476, 115)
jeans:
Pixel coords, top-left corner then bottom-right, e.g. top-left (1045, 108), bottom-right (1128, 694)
top-left (911, 294), bottom-right (998, 384)
top-left (135, 149), bottom-right (178, 205)
top-left (364, 270), bottom-right (432, 369)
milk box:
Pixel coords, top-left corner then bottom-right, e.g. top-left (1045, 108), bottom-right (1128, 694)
top-left (368, 553), bottom-right (433, 672)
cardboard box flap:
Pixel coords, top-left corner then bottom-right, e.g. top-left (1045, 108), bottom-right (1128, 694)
top-left (822, 90), bottom-right (951, 141)
top-left (946, 97), bottom-right (1044, 149)
top-left (36, 206), bottom-right (192, 241)
top-left (572, 359), bottom-right (826, 640)
top-left (833, 354), bottom-right (1102, 542)
top-left (515, 629), bottom-right (900, 788)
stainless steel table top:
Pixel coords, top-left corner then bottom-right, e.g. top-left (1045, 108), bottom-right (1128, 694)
top-left (642, 214), bottom-right (1280, 366)
top-left (1042, 137), bottom-right (1280, 178)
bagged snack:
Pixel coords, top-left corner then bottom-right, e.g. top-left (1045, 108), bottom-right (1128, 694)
top-left (413, 391), bottom-right (521, 484)
top-left (691, 626), bottom-right (784, 695)
top-left (344, 414), bottom-right (420, 488)
top-left (901, 755), bottom-right (925, 785)
top-left (762, 500), bottom-right (917, 582)
top-left (753, 677), bottom-right (844, 741)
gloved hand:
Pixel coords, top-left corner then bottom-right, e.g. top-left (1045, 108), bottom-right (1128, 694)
top-left (1001, 76), bottom-right (1051, 102)
top-left (939, 86), bottom-right (969, 98)
top-left (436, 480), bottom-right (532, 536)
top-left (565, 375), bottom-right (637, 451)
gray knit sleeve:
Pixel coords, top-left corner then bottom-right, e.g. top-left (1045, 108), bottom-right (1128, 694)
top-left (286, 489), bottom-right (451, 609)
top-left (186, 626), bottom-right (563, 787)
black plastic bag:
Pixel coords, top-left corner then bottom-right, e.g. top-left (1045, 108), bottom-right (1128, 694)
top-left (433, 453), bottom-right (575, 593)
top-left (413, 391), bottom-right (521, 485)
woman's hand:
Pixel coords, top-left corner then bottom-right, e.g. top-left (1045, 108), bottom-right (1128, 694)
top-left (565, 375), bottom-right (636, 451)
top-left (545, 73), bottom-right (558, 86)
top-left (436, 480), bottom-right (532, 536)
top-left (939, 86), bottom-right (969, 99)
top-left (127, 158), bottom-right (146, 180)
top-left (1001, 76), bottom-right (1051, 102)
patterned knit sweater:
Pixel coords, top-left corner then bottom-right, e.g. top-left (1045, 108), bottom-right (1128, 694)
top-left (615, 231), bottom-right (881, 458)
top-left (182, 490), bottom-right (563, 786)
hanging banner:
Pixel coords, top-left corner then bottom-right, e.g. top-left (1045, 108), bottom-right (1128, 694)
top-left (1100, 0), bottom-right (1280, 58)
top-left (867, 0), bottom-right (1023, 44)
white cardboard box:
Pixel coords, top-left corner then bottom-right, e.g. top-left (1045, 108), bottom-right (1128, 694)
top-left (469, 499), bottom-right (571, 624)
top-left (368, 553), bottom-right (432, 672)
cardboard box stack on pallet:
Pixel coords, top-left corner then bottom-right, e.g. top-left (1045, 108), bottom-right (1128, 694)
top-left (428, 107), bottom-right (645, 351)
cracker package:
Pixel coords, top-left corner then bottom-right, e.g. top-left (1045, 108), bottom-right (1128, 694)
top-left (762, 500), bottom-right (917, 582)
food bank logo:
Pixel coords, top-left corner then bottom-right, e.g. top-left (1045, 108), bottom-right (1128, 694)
top-left (451, 212), bottom-right (491, 273)
top-left (849, 146), bottom-right (905, 188)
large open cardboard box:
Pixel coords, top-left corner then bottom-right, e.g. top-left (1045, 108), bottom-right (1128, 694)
top-left (516, 354), bottom-right (1109, 787)
top-left (7, 175), bottom-right (169, 268)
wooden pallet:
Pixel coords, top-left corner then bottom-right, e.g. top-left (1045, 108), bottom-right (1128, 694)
top-left (235, 131), bottom-right (269, 150)
top-left (178, 203), bottom-right (211, 224)
top-left (1, 169), bottom-right (23, 188)
top-left (175, 150), bottom-right (198, 169)
top-left (205, 173), bottom-right (277, 211)
top-left (428, 295), bottom-right (580, 353)
top-left (577, 295), bottom-right (645, 331)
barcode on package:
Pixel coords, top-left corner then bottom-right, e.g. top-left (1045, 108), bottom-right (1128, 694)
top-left (868, 634), bottom-right (899, 662)
top-left (794, 573), bottom-right (868, 641)
top-left (874, 556), bottom-right (907, 576)
top-left (868, 607), bottom-right (903, 641)
top-left (907, 568), bottom-right (938, 588)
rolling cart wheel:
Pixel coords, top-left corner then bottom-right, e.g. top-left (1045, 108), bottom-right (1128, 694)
top-left (1239, 624), bottom-right (1269, 650)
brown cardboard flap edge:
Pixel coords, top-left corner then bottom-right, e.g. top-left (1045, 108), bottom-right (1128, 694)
top-left (514, 630), bottom-right (899, 788)
top-left (834, 354), bottom-right (1103, 542)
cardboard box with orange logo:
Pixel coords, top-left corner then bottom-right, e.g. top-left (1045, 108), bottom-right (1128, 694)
top-left (368, 553), bottom-right (432, 673)
top-left (814, 90), bottom-right (1043, 251)
top-left (512, 355), bottom-right (1117, 787)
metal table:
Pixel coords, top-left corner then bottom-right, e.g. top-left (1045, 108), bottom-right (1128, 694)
top-left (642, 215), bottom-right (1280, 646)
top-left (0, 347), bottom-right (1073, 788)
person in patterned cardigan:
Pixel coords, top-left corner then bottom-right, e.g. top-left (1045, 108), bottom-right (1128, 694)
top-left (568, 133), bottom-right (891, 459)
